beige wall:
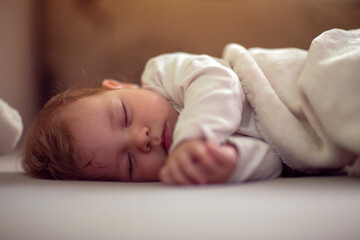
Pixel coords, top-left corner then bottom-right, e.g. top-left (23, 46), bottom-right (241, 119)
top-left (0, 0), bottom-right (39, 144)
top-left (43, 0), bottom-right (360, 88)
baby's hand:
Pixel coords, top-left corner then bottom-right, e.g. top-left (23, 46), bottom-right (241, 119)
top-left (159, 139), bottom-right (238, 185)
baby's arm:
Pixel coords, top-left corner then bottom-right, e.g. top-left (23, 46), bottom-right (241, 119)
top-left (141, 53), bottom-right (244, 152)
top-left (159, 139), bottom-right (238, 185)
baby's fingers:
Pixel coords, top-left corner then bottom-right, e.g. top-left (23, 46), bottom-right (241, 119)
top-left (159, 167), bottom-right (173, 184)
top-left (160, 157), bottom-right (206, 185)
top-left (166, 162), bottom-right (193, 185)
top-left (206, 143), bottom-right (237, 165)
top-left (178, 157), bottom-right (208, 185)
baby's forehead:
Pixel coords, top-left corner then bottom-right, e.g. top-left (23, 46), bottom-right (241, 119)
top-left (61, 92), bottom-right (106, 114)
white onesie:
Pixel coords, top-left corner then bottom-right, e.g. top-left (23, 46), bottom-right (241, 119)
top-left (141, 53), bottom-right (283, 183)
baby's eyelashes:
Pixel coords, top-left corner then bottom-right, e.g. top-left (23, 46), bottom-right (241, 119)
top-left (122, 102), bottom-right (129, 127)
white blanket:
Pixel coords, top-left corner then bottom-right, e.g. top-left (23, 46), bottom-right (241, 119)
top-left (223, 29), bottom-right (360, 175)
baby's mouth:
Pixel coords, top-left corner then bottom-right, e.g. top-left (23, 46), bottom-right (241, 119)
top-left (161, 123), bottom-right (172, 155)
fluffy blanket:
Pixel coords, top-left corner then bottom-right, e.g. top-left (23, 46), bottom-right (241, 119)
top-left (223, 28), bottom-right (360, 175)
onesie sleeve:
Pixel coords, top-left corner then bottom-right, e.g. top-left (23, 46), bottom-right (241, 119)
top-left (226, 135), bottom-right (283, 182)
top-left (141, 53), bottom-right (244, 153)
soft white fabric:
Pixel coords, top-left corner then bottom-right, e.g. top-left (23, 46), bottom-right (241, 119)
top-left (0, 99), bottom-right (23, 156)
top-left (223, 28), bottom-right (360, 175)
top-left (141, 53), bottom-right (282, 183)
top-left (227, 135), bottom-right (282, 182)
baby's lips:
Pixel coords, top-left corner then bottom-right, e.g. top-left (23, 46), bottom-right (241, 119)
top-left (162, 123), bottom-right (172, 154)
top-left (161, 125), bottom-right (167, 154)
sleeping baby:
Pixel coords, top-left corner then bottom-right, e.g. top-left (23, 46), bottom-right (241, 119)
top-left (23, 28), bottom-right (360, 184)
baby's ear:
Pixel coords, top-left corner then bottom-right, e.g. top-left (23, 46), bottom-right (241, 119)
top-left (102, 79), bottom-right (139, 90)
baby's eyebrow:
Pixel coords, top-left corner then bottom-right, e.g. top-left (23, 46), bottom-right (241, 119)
top-left (82, 159), bottom-right (93, 169)
top-left (81, 154), bottom-right (97, 169)
top-left (81, 150), bottom-right (106, 169)
top-left (82, 158), bottom-right (110, 170)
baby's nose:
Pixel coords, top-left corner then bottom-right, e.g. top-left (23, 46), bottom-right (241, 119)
top-left (133, 127), bottom-right (151, 153)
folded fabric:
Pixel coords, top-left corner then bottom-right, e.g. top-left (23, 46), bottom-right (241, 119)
top-left (223, 28), bottom-right (360, 175)
top-left (0, 99), bottom-right (23, 156)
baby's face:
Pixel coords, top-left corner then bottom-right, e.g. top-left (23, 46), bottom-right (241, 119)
top-left (61, 88), bottom-right (178, 182)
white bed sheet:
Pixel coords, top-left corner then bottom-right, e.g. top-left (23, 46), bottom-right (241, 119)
top-left (1, 150), bottom-right (359, 240)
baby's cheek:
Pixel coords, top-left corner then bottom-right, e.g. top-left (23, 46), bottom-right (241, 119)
top-left (139, 154), bottom-right (166, 181)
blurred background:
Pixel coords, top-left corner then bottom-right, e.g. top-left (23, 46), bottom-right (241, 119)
top-left (1, 0), bottom-right (360, 145)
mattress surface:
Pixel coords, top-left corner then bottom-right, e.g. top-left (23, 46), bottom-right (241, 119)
top-left (1, 151), bottom-right (359, 240)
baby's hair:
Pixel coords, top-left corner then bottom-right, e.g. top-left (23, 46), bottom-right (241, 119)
top-left (23, 87), bottom-right (106, 180)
